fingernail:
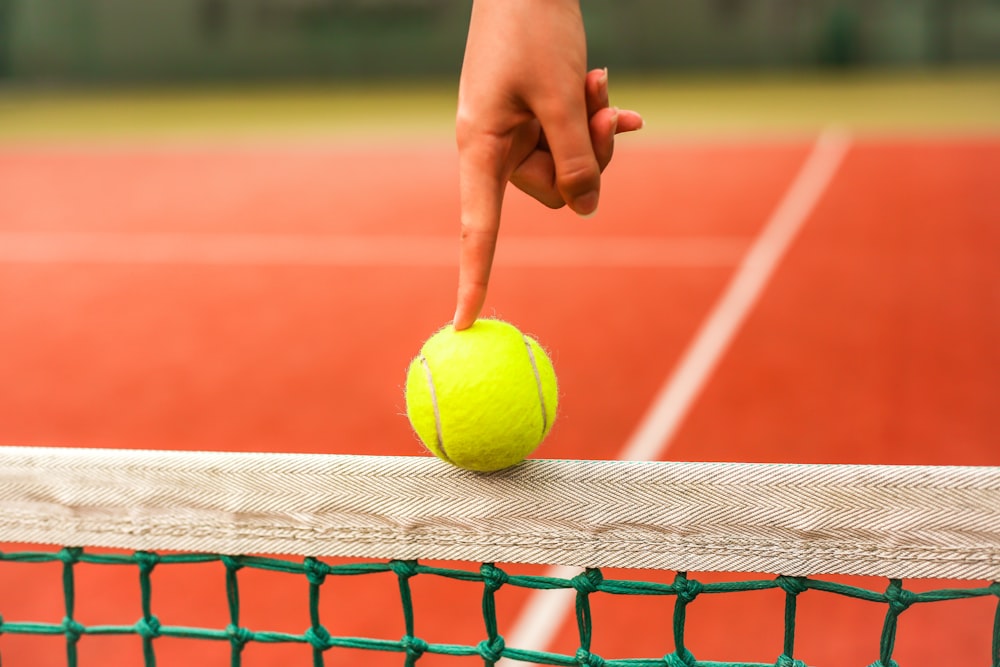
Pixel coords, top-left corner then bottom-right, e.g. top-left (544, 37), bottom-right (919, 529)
top-left (600, 68), bottom-right (609, 93)
top-left (574, 191), bottom-right (599, 218)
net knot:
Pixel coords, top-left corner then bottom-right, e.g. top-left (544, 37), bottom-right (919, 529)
top-left (390, 559), bottom-right (420, 580)
top-left (673, 573), bottom-right (703, 603)
top-left (134, 551), bottom-right (160, 572)
top-left (304, 557), bottom-right (331, 586)
top-left (988, 581), bottom-right (1000, 598)
top-left (62, 617), bottom-right (85, 644)
top-left (221, 555), bottom-right (245, 572)
top-left (480, 563), bottom-right (509, 592)
top-left (571, 569), bottom-right (604, 595)
top-left (305, 625), bottom-right (334, 651)
top-left (57, 547), bottom-right (83, 564)
top-left (663, 648), bottom-right (697, 667)
top-left (226, 624), bottom-right (253, 648)
top-left (884, 580), bottom-right (916, 614)
top-left (401, 635), bottom-right (428, 660)
top-left (135, 616), bottom-right (162, 639)
top-left (477, 635), bottom-right (506, 662)
top-left (775, 654), bottom-right (809, 667)
top-left (775, 575), bottom-right (808, 596)
top-left (575, 648), bottom-right (606, 667)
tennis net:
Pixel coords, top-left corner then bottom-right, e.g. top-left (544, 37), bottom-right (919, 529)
top-left (1, 446), bottom-right (998, 666)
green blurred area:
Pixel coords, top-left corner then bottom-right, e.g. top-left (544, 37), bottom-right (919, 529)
top-left (1, 0), bottom-right (1000, 84)
top-left (0, 1), bottom-right (997, 140)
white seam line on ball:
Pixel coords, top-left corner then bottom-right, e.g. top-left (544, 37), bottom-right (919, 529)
top-left (419, 355), bottom-right (452, 464)
top-left (523, 336), bottom-right (549, 437)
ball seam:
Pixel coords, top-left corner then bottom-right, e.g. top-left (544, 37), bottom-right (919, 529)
top-left (522, 335), bottom-right (549, 440)
top-left (419, 355), bottom-right (453, 465)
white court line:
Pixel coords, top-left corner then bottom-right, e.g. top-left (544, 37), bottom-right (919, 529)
top-left (500, 127), bottom-right (852, 662)
top-left (0, 233), bottom-right (744, 268)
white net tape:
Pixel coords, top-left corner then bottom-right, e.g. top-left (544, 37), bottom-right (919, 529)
top-left (2, 446), bottom-right (998, 580)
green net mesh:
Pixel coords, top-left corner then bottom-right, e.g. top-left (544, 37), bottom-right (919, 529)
top-left (1, 548), bottom-right (997, 667)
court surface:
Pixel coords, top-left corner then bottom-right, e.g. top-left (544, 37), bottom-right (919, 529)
top-left (0, 73), bottom-right (998, 666)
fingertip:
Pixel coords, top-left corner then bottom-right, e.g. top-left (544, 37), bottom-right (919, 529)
top-left (571, 190), bottom-right (600, 218)
top-left (453, 279), bottom-right (485, 332)
top-left (616, 110), bottom-right (645, 134)
top-left (586, 67), bottom-right (608, 87)
top-left (585, 67), bottom-right (610, 116)
top-left (452, 309), bottom-right (470, 332)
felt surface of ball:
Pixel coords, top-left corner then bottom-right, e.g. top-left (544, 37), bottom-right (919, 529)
top-left (405, 319), bottom-right (558, 472)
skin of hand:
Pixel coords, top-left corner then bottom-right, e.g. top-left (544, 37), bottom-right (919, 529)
top-left (453, 0), bottom-right (643, 331)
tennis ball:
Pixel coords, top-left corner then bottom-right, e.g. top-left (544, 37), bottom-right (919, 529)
top-left (405, 319), bottom-right (558, 472)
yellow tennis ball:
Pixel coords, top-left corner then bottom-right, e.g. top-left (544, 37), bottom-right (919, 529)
top-left (405, 319), bottom-right (558, 472)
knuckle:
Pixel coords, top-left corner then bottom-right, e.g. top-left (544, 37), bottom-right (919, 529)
top-left (455, 110), bottom-right (478, 147)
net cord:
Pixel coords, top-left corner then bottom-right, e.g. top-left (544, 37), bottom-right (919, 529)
top-left (1, 446), bottom-right (999, 580)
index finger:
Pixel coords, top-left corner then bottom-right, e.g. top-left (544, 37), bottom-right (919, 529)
top-left (453, 139), bottom-right (507, 331)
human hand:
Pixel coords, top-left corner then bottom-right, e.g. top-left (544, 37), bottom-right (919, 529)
top-left (453, 0), bottom-right (642, 331)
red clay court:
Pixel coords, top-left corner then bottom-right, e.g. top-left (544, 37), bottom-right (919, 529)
top-left (0, 78), bottom-right (998, 666)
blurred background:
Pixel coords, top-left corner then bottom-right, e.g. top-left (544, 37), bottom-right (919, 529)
top-left (1, 4), bottom-right (998, 666)
top-left (2, 0), bottom-right (1000, 82)
top-left (1, 0), bottom-right (998, 143)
